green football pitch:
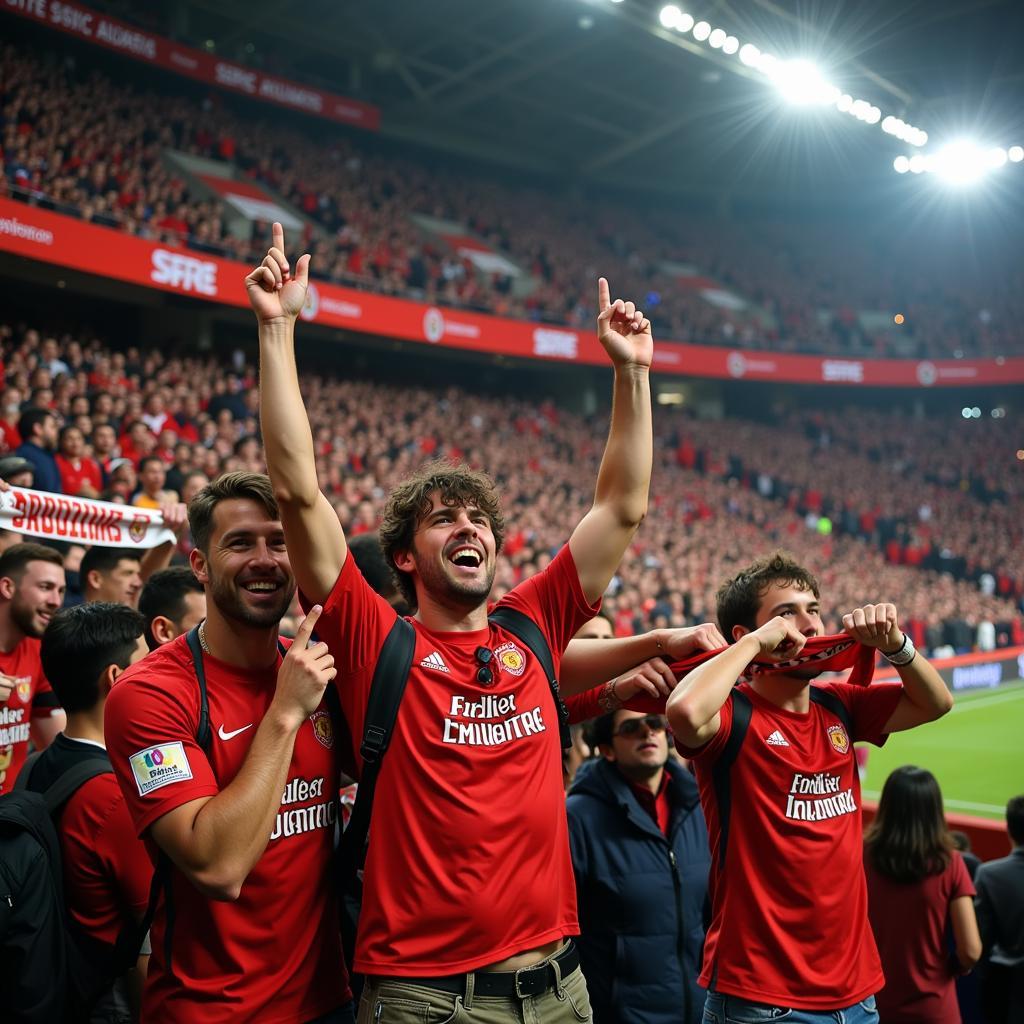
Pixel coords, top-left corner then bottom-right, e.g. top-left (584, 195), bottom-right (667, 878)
top-left (858, 679), bottom-right (1024, 821)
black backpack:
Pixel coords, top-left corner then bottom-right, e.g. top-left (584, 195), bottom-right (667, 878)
top-left (0, 752), bottom-right (147, 1023)
top-left (337, 605), bottom-right (568, 981)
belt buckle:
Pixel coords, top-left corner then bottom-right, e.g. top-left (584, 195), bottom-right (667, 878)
top-left (514, 964), bottom-right (540, 999)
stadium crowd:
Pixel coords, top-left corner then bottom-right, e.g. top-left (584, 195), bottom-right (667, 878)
top-left (0, 318), bottom-right (1019, 654)
top-left (3, 40), bottom-right (1024, 359)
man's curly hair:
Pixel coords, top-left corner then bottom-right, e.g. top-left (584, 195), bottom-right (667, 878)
top-left (377, 461), bottom-right (505, 610)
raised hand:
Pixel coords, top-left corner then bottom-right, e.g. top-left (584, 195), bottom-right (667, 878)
top-left (244, 222), bottom-right (311, 325)
top-left (596, 277), bottom-right (654, 369)
top-left (842, 603), bottom-right (902, 653)
top-left (612, 657), bottom-right (677, 701)
top-left (659, 622), bottom-right (728, 661)
top-left (271, 606), bottom-right (336, 729)
top-left (749, 616), bottom-right (807, 661)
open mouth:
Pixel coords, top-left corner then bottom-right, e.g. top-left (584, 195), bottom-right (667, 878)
top-left (242, 579), bottom-right (284, 596)
top-left (448, 545), bottom-right (483, 571)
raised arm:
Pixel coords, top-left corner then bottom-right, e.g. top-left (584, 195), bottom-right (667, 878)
top-left (667, 617), bottom-right (805, 748)
top-left (247, 223), bottom-right (347, 603)
top-left (568, 278), bottom-right (653, 605)
top-left (840, 604), bottom-right (954, 733)
top-left (148, 609), bottom-right (335, 900)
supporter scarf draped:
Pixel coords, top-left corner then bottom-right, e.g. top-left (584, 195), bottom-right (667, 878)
top-left (670, 633), bottom-right (877, 687)
top-left (0, 487), bottom-right (176, 548)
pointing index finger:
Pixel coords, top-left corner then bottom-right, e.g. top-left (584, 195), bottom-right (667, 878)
top-left (293, 605), bottom-right (322, 646)
top-left (598, 277), bottom-right (611, 312)
top-left (272, 221), bottom-right (285, 254)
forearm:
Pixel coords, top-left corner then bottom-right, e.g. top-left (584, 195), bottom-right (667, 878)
top-left (667, 635), bottom-right (757, 735)
top-left (894, 646), bottom-right (953, 719)
top-left (560, 629), bottom-right (665, 695)
top-left (178, 708), bottom-right (298, 896)
top-left (139, 541), bottom-right (173, 582)
top-left (593, 364), bottom-right (651, 526)
top-left (258, 319), bottom-right (320, 506)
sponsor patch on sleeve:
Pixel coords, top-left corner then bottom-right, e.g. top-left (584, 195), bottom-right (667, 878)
top-left (128, 742), bottom-right (193, 796)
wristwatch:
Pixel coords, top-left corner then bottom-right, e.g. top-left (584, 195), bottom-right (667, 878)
top-left (882, 632), bottom-right (916, 666)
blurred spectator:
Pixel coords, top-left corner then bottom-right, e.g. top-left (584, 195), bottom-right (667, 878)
top-left (865, 766), bottom-right (981, 1023)
top-left (132, 455), bottom-right (177, 509)
top-left (23, 603), bottom-right (151, 1021)
top-left (568, 708), bottom-right (709, 1024)
top-left (0, 455), bottom-right (34, 487)
top-left (55, 424), bottom-right (102, 498)
top-left (80, 547), bottom-right (143, 609)
top-left (15, 407), bottom-right (60, 493)
top-left (138, 565), bottom-right (205, 650)
top-left (974, 795), bottom-right (1024, 1024)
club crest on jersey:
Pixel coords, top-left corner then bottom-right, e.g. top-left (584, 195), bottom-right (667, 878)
top-left (15, 677), bottom-right (32, 703)
top-left (495, 641), bottom-right (526, 677)
top-left (827, 723), bottom-right (850, 754)
top-left (309, 710), bottom-right (334, 749)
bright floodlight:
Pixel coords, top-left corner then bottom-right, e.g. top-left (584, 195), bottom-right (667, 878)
top-left (708, 28), bottom-right (727, 48)
top-left (678, 12), bottom-right (695, 31)
top-left (836, 93), bottom-right (853, 112)
top-left (934, 140), bottom-right (988, 186)
top-left (988, 147), bottom-right (1008, 169)
top-left (1009, 145), bottom-right (1024, 162)
top-left (659, 5), bottom-right (682, 29)
top-left (909, 154), bottom-right (926, 174)
top-left (866, 106), bottom-right (881, 124)
top-left (772, 60), bottom-right (837, 104)
top-left (882, 116), bottom-right (897, 133)
top-left (723, 35), bottom-right (739, 55)
top-left (739, 43), bottom-right (760, 66)
top-left (757, 52), bottom-right (778, 77)
top-left (693, 20), bottom-right (711, 41)
top-left (893, 156), bottom-right (910, 174)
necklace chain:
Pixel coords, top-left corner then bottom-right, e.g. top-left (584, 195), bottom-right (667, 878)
top-left (198, 621), bottom-right (210, 654)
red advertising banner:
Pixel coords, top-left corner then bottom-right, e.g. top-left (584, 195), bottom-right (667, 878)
top-left (2, 0), bottom-right (379, 131)
top-left (1, 197), bottom-right (1021, 387)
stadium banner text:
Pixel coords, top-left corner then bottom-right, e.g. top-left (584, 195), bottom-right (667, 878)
top-left (875, 645), bottom-right (1024, 693)
top-left (0, 486), bottom-right (177, 548)
top-left (1, 0), bottom-right (379, 131)
top-left (1, 197), bottom-right (1022, 386)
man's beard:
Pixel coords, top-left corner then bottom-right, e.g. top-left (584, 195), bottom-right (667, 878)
top-left (208, 571), bottom-right (296, 628)
top-left (415, 551), bottom-right (495, 611)
top-left (10, 597), bottom-right (45, 638)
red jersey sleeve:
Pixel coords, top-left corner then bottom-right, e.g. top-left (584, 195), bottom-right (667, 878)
top-left (31, 673), bottom-right (61, 715)
top-left (674, 686), bottom-right (736, 761)
top-left (105, 674), bottom-right (220, 837)
top-left (314, 552), bottom-right (399, 678)
top-left (820, 681), bottom-right (904, 746)
top-left (497, 544), bottom-right (600, 660)
top-left (949, 851), bottom-right (976, 900)
top-left (564, 687), bottom-right (665, 724)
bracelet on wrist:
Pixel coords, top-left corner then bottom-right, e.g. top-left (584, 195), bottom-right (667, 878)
top-left (882, 632), bottom-right (917, 667)
top-left (597, 678), bottom-right (623, 712)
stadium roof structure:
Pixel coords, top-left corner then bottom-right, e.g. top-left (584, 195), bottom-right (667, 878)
top-left (90, 0), bottom-right (1024, 200)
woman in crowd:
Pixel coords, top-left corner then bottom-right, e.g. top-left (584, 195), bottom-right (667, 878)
top-left (865, 765), bottom-right (982, 1022)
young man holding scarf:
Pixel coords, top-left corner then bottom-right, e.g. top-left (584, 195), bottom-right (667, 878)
top-left (667, 551), bottom-right (953, 1024)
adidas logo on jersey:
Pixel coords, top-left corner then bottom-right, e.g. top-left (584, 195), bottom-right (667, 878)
top-left (420, 651), bottom-right (450, 673)
top-left (765, 730), bottom-right (790, 747)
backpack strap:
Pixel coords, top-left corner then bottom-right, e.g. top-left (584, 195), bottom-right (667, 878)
top-left (809, 686), bottom-right (853, 737)
top-left (40, 756), bottom-right (113, 817)
top-left (487, 605), bottom-right (570, 750)
top-left (12, 748), bottom-right (43, 791)
top-left (340, 616), bottom-right (416, 877)
top-left (710, 688), bottom-right (752, 869)
top-left (185, 625), bottom-right (212, 753)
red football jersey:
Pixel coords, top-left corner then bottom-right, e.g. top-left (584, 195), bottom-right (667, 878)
top-left (0, 637), bottom-right (59, 794)
top-left (105, 636), bottom-right (349, 1024)
top-left (317, 544), bottom-right (599, 975)
top-left (679, 680), bottom-right (903, 1010)
top-left (59, 752), bottom-right (152, 947)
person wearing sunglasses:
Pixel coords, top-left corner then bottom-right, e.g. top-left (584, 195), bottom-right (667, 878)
top-left (567, 709), bottom-right (710, 1024)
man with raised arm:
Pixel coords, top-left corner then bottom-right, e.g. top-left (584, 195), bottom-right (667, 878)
top-left (250, 224), bottom-right (653, 1023)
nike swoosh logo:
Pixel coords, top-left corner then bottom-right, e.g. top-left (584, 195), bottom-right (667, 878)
top-left (217, 723), bottom-right (254, 741)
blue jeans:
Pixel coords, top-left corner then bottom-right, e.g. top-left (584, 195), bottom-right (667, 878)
top-left (703, 990), bottom-right (878, 1024)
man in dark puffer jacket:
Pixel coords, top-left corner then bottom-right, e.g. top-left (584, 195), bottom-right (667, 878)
top-left (567, 710), bottom-right (710, 1024)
